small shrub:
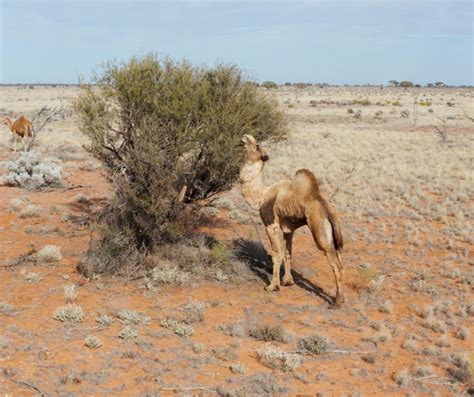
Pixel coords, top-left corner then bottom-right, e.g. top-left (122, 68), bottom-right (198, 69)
top-left (0, 151), bottom-right (62, 189)
top-left (19, 204), bottom-right (41, 218)
top-left (63, 284), bottom-right (77, 303)
top-left (363, 326), bottom-right (392, 343)
top-left (160, 317), bottom-right (194, 338)
top-left (230, 362), bottom-right (246, 374)
top-left (217, 322), bottom-right (246, 338)
top-left (455, 327), bottom-right (470, 340)
top-left (116, 309), bottom-right (150, 325)
top-left (181, 300), bottom-right (206, 324)
top-left (192, 343), bottom-right (204, 354)
top-left (37, 245), bottom-right (62, 262)
top-left (256, 344), bottom-right (301, 372)
top-left (84, 335), bottom-right (102, 349)
top-left (53, 304), bottom-right (84, 322)
top-left (118, 326), bottom-right (138, 339)
top-left (250, 325), bottom-right (286, 343)
top-left (145, 262), bottom-right (191, 286)
top-left (392, 100), bottom-right (401, 106)
top-left (393, 368), bottom-right (411, 386)
top-left (413, 365), bottom-right (434, 377)
top-left (0, 302), bottom-right (15, 315)
top-left (379, 300), bottom-right (394, 314)
top-left (212, 347), bottom-right (238, 362)
top-left (25, 272), bottom-right (40, 283)
top-left (422, 317), bottom-right (447, 334)
top-left (402, 339), bottom-right (418, 352)
top-left (436, 335), bottom-right (451, 347)
top-left (9, 196), bottom-right (30, 210)
top-left (361, 354), bottom-right (376, 364)
top-left (96, 314), bottom-right (113, 327)
top-left (297, 334), bottom-right (329, 355)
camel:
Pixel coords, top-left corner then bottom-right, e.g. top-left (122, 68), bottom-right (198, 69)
top-left (239, 134), bottom-right (345, 306)
top-left (3, 116), bottom-right (33, 152)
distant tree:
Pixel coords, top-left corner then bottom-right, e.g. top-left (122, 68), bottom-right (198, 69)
top-left (284, 82), bottom-right (292, 86)
top-left (435, 81), bottom-right (445, 87)
top-left (426, 83), bottom-right (434, 87)
top-left (261, 81), bottom-right (278, 89)
top-left (294, 82), bottom-right (307, 89)
top-left (388, 80), bottom-right (399, 87)
top-left (399, 81), bottom-right (414, 88)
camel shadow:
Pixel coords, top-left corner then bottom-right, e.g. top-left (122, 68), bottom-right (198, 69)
top-left (232, 238), bottom-right (333, 305)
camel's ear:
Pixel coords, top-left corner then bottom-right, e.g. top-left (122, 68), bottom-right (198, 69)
top-left (241, 134), bottom-right (257, 146)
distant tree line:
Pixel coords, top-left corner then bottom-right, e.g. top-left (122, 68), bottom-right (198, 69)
top-left (257, 80), bottom-right (470, 89)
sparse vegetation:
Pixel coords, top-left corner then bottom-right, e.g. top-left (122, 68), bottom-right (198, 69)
top-left (118, 326), bottom-right (138, 339)
top-left (250, 325), bottom-right (287, 343)
top-left (116, 309), bottom-right (151, 325)
top-left (256, 344), bottom-right (301, 372)
top-left (63, 284), bottom-right (77, 303)
top-left (25, 272), bottom-right (40, 283)
top-left (96, 314), bottom-right (113, 327)
top-left (297, 334), bottom-right (329, 355)
top-left (84, 335), bottom-right (102, 349)
top-left (53, 304), bottom-right (84, 322)
top-left (160, 317), bottom-right (195, 338)
top-left (37, 245), bottom-right (62, 262)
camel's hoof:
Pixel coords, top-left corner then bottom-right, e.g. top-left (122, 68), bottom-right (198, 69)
top-left (281, 278), bottom-right (295, 286)
top-left (265, 284), bottom-right (280, 292)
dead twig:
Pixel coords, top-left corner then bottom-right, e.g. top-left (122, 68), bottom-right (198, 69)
top-left (2, 373), bottom-right (45, 396)
top-left (24, 105), bottom-right (66, 152)
top-left (432, 117), bottom-right (448, 143)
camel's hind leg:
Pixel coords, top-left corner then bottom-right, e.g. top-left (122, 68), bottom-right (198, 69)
top-left (282, 232), bottom-right (295, 286)
top-left (306, 203), bottom-right (345, 306)
top-left (264, 224), bottom-right (284, 292)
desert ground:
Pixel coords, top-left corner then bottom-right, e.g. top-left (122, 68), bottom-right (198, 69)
top-left (0, 85), bottom-right (472, 396)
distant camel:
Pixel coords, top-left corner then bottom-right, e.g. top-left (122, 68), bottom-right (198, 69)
top-left (239, 134), bottom-right (345, 306)
top-left (3, 116), bottom-right (33, 152)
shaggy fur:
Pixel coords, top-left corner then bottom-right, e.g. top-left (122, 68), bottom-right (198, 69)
top-left (239, 134), bottom-right (345, 306)
top-left (3, 116), bottom-right (33, 152)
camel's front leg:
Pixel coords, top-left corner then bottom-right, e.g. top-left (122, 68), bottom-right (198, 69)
top-left (265, 224), bottom-right (284, 292)
top-left (282, 232), bottom-right (295, 286)
top-left (13, 133), bottom-right (17, 152)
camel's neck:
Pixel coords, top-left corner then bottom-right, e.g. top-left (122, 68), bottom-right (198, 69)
top-left (239, 160), bottom-right (266, 210)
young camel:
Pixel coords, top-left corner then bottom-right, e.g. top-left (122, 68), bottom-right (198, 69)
top-left (3, 116), bottom-right (33, 152)
top-left (239, 134), bottom-right (345, 306)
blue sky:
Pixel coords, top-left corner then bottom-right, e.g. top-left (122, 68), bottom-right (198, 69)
top-left (1, 0), bottom-right (472, 85)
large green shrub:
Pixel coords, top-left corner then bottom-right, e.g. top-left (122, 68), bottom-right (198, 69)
top-left (73, 54), bottom-right (285, 274)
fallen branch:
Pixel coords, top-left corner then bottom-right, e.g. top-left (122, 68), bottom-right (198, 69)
top-left (2, 374), bottom-right (45, 396)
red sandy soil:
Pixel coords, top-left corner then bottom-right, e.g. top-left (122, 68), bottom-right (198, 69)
top-left (0, 153), bottom-right (472, 396)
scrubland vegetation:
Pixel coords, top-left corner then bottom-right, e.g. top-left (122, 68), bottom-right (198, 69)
top-left (0, 72), bottom-right (472, 395)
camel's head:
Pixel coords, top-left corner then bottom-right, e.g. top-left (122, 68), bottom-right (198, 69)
top-left (3, 117), bottom-right (12, 127)
top-left (241, 134), bottom-right (269, 163)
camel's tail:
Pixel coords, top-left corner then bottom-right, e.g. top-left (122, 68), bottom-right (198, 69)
top-left (328, 210), bottom-right (344, 252)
